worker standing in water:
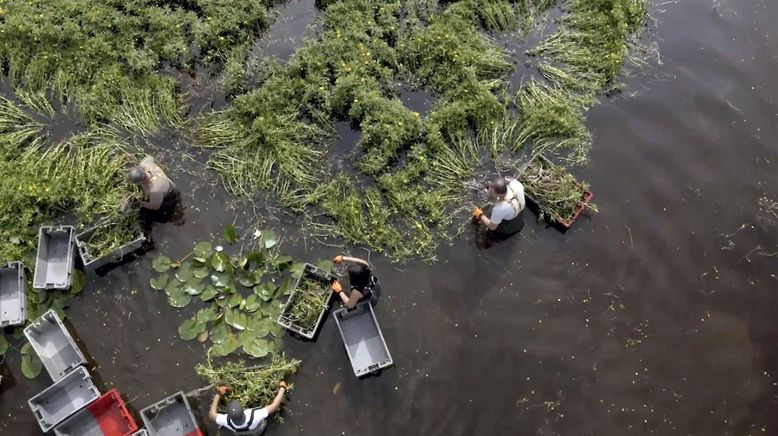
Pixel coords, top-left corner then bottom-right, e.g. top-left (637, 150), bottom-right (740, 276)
top-left (330, 255), bottom-right (380, 308)
top-left (208, 381), bottom-right (288, 435)
top-left (472, 175), bottom-right (526, 238)
top-left (126, 156), bottom-right (181, 230)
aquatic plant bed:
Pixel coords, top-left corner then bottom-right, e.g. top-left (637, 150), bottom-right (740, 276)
top-left (521, 155), bottom-right (595, 229)
top-left (76, 218), bottom-right (146, 271)
top-left (277, 264), bottom-right (335, 339)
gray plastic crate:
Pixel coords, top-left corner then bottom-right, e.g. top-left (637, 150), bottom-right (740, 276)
top-left (0, 261), bottom-right (26, 327)
top-left (28, 366), bottom-right (100, 433)
top-left (140, 392), bottom-right (201, 436)
top-left (24, 309), bottom-right (87, 381)
top-left (33, 225), bottom-right (76, 290)
top-left (277, 263), bottom-right (336, 339)
top-left (75, 220), bottom-right (147, 271)
top-left (132, 430), bottom-right (150, 436)
top-left (333, 301), bottom-right (393, 377)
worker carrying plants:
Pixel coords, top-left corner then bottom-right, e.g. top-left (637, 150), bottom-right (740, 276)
top-left (126, 156), bottom-right (181, 227)
top-left (472, 175), bottom-right (526, 237)
top-left (330, 255), bottom-right (380, 308)
top-left (208, 381), bottom-right (288, 435)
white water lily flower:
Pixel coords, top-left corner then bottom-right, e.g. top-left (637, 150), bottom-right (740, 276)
top-left (253, 229), bottom-right (262, 239)
top-left (215, 245), bottom-right (224, 252)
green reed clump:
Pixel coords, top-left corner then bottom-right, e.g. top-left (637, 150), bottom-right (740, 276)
top-left (0, 0), bottom-right (276, 132)
top-left (0, 125), bottom-right (135, 261)
top-left (196, 353), bottom-right (301, 410)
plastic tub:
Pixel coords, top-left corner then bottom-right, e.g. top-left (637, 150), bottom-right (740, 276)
top-left (53, 389), bottom-right (139, 436)
top-left (132, 430), bottom-right (149, 436)
top-left (0, 261), bottom-right (26, 327)
top-left (140, 392), bottom-right (203, 436)
top-left (24, 309), bottom-right (88, 381)
top-left (333, 301), bottom-right (393, 377)
top-left (33, 225), bottom-right (76, 290)
top-left (277, 263), bottom-right (335, 339)
top-left (76, 220), bottom-right (147, 271)
top-left (28, 366), bottom-right (101, 433)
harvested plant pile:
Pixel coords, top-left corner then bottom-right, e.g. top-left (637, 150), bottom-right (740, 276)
top-left (83, 214), bottom-right (140, 261)
top-left (281, 276), bottom-right (330, 335)
top-left (196, 353), bottom-right (301, 409)
top-left (520, 156), bottom-right (594, 222)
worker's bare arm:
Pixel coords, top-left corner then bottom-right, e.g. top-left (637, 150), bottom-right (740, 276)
top-left (480, 215), bottom-right (499, 231)
top-left (340, 256), bottom-right (371, 268)
top-left (345, 289), bottom-right (362, 309)
top-left (264, 385), bottom-right (287, 415)
top-left (208, 394), bottom-right (221, 421)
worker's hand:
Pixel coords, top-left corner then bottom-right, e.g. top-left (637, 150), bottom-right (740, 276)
top-left (333, 255), bottom-right (344, 264)
top-left (278, 380), bottom-right (288, 390)
top-left (331, 280), bottom-right (342, 294)
top-left (472, 207), bottom-right (484, 220)
top-left (215, 382), bottom-right (230, 396)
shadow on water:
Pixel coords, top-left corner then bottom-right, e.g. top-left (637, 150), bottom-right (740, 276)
top-left (4, 0), bottom-right (778, 435)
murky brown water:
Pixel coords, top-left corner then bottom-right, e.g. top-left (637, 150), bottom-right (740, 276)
top-left (3, 0), bottom-right (778, 434)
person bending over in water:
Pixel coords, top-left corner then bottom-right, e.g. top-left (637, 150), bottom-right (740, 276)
top-left (472, 175), bottom-right (526, 238)
top-left (330, 255), bottom-right (380, 308)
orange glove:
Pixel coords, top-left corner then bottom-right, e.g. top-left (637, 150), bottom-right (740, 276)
top-left (216, 383), bottom-right (230, 396)
top-left (472, 207), bottom-right (484, 219)
top-left (333, 255), bottom-right (344, 264)
top-left (278, 380), bottom-right (288, 390)
top-left (331, 281), bottom-right (343, 293)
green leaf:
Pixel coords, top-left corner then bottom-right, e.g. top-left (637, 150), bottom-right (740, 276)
top-left (224, 224), bottom-right (238, 244)
top-left (201, 286), bottom-right (219, 302)
top-left (245, 251), bottom-right (265, 269)
top-left (196, 306), bottom-right (219, 324)
top-left (211, 334), bottom-right (239, 356)
top-left (225, 309), bottom-right (249, 331)
top-left (243, 338), bottom-right (270, 358)
top-left (211, 252), bottom-right (229, 273)
top-left (178, 317), bottom-right (205, 341)
top-left (168, 293), bottom-right (192, 308)
top-left (289, 263), bottom-right (305, 279)
top-left (150, 274), bottom-right (169, 291)
top-left (210, 323), bottom-right (229, 344)
top-left (164, 280), bottom-right (182, 298)
top-left (0, 335), bottom-right (8, 355)
top-left (183, 281), bottom-right (205, 296)
top-left (255, 283), bottom-right (277, 302)
top-left (194, 242), bottom-right (213, 258)
top-left (244, 294), bottom-right (261, 312)
top-left (238, 271), bottom-right (257, 288)
top-left (153, 255), bottom-right (172, 273)
top-left (275, 255), bottom-right (293, 265)
top-left (210, 272), bottom-right (231, 288)
top-left (269, 323), bottom-right (285, 338)
top-left (227, 293), bottom-right (243, 308)
top-left (263, 301), bottom-right (286, 319)
top-left (262, 230), bottom-right (278, 249)
top-left (193, 266), bottom-right (209, 279)
top-left (269, 338), bottom-right (284, 353)
top-left (316, 259), bottom-right (334, 273)
top-left (21, 343), bottom-right (42, 379)
top-left (248, 316), bottom-right (272, 337)
top-left (237, 330), bottom-right (256, 347)
top-left (175, 266), bottom-right (194, 283)
top-left (69, 270), bottom-right (84, 295)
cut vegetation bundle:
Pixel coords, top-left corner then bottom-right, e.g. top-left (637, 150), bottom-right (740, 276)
top-left (278, 264), bottom-right (335, 338)
top-left (520, 155), bottom-right (596, 227)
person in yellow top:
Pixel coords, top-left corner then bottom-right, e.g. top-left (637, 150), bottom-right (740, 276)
top-left (127, 156), bottom-right (181, 229)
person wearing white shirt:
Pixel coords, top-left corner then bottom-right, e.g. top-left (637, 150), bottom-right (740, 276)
top-left (472, 175), bottom-right (526, 237)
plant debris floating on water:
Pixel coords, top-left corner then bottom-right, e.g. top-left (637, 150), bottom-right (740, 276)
top-left (196, 352), bottom-right (301, 411)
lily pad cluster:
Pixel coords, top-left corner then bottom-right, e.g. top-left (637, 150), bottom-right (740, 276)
top-left (150, 230), bottom-right (299, 358)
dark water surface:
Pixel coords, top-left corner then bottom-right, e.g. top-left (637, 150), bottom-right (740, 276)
top-left (3, 0), bottom-right (778, 435)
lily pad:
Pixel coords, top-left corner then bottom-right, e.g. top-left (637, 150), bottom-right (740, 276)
top-left (193, 266), bottom-right (209, 279)
top-left (210, 323), bottom-right (230, 344)
top-left (196, 306), bottom-right (220, 324)
top-left (263, 301), bottom-right (286, 319)
top-left (0, 335), bottom-right (8, 355)
top-left (227, 293), bottom-right (243, 308)
top-left (225, 309), bottom-right (249, 331)
top-left (211, 334), bottom-right (240, 357)
top-left (224, 224), bottom-right (238, 244)
top-left (244, 294), bottom-right (261, 312)
top-left (201, 286), bottom-right (219, 302)
top-left (164, 280), bottom-right (181, 298)
top-left (168, 293), bottom-right (192, 308)
top-left (262, 230), bottom-right (278, 249)
top-left (150, 274), bottom-right (169, 291)
top-left (183, 280), bottom-right (205, 296)
top-left (289, 263), bottom-right (305, 279)
top-left (153, 255), bottom-right (172, 273)
top-left (178, 317), bottom-right (205, 341)
top-left (255, 283), bottom-right (277, 302)
top-left (69, 270), bottom-right (84, 295)
top-left (238, 272), bottom-right (257, 288)
top-left (211, 252), bottom-right (229, 273)
top-left (245, 251), bottom-right (265, 269)
top-left (243, 338), bottom-right (270, 358)
top-left (21, 343), bottom-right (43, 379)
top-left (210, 272), bottom-right (231, 288)
top-left (175, 267), bottom-right (194, 283)
top-left (269, 323), bottom-right (285, 338)
top-left (248, 316), bottom-right (272, 337)
top-left (269, 338), bottom-right (284, 353)
top-left (194, 242), bottom-right (213, 258)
